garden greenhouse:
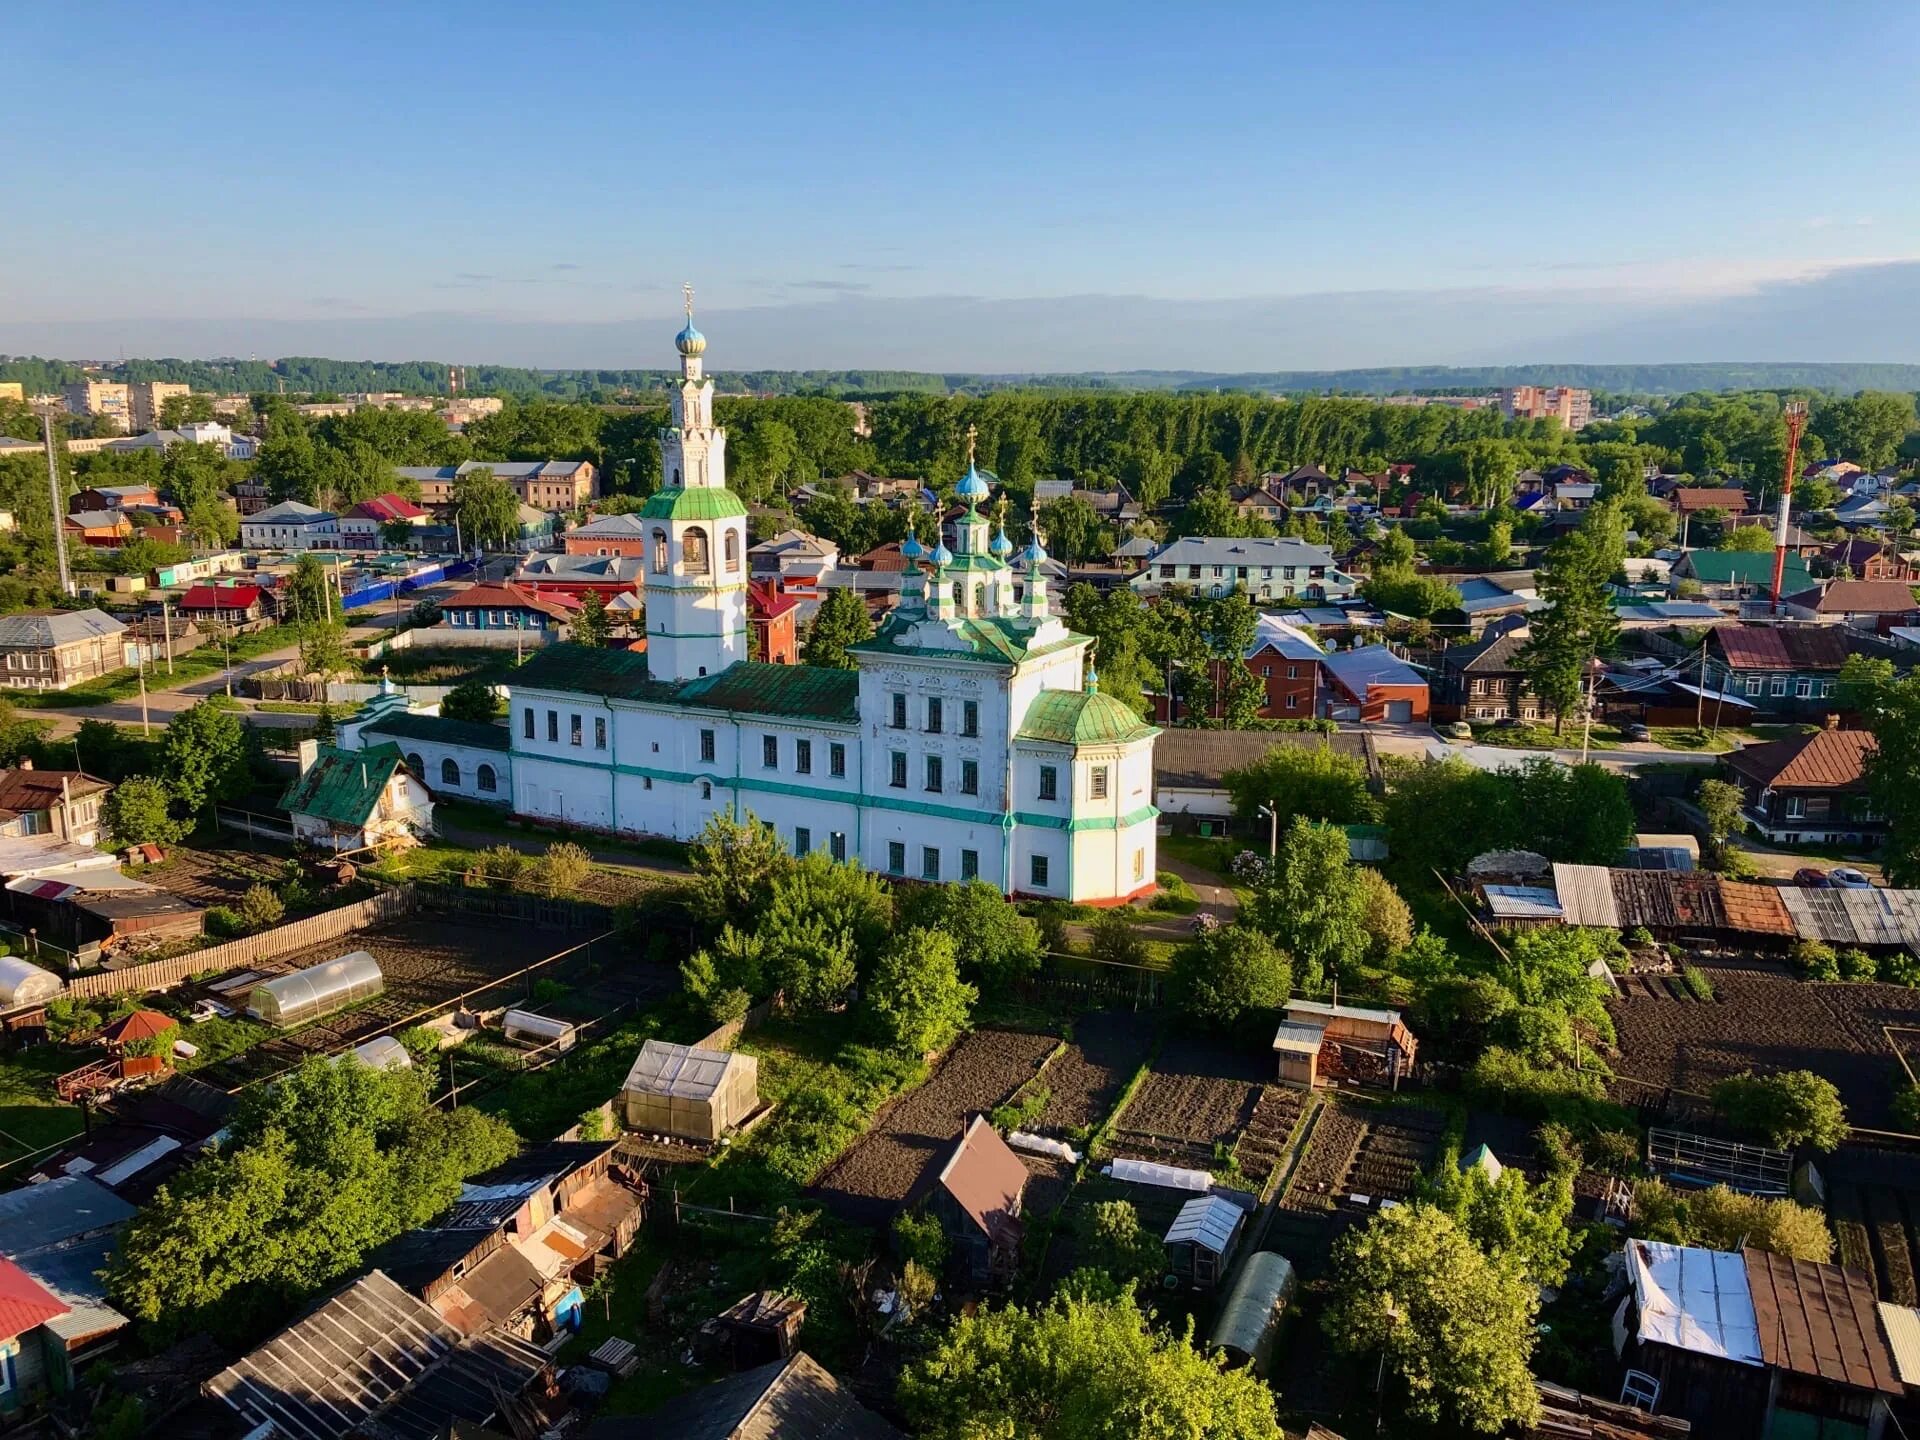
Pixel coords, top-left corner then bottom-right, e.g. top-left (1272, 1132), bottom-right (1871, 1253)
top-left (247, 950), bottom-right (384, 1027)
top-left (0, 955), bottom-right (60, 1009)
top-left (619, 1039), bottom-right (759, 1142)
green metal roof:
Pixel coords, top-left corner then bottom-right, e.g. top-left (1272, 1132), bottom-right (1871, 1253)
top-left (1682, 550), bottom-right (1812, 587)
top-left (640, 486), bottom-right (748, 522)
top-left (850, 613), bottom-right (1084, 666)
top-left (1017, 689), bottom-right (1157, 746)
top-left (510, 644), bottom-right (667, 700)
top-left (677, 662), bottom-right (859, 722)
top-left (280, 743), bottom-right (407, 825)
top-left (364, 712), bottom-right (512, 752)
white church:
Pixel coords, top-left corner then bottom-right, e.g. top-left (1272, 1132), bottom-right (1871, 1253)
top-left (438, 304), bottom-right (1160, 903)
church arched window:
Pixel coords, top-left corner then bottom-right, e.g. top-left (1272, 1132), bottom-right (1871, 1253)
top-left (477, 764), bottom-right (497, 793)
top-left (683, 527), bottom-right (710, 574)
top-left (441, 757), bottom-right (461, 786)
top-left (650, 529), bottom-right (669, 574)
top-left (724, 528), bottom-right (740, 573)
top-left (973, 582), bottom-right (985, 613)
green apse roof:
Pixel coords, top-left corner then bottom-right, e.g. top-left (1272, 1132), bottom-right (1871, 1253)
top-left (850, 613), bottom-right (1083, 666)
top-left (510, 644), bottom-right (665, 700)
top-left (1017, 689), bottom-right (1158, 747)
top-left (677, 663), bottom-right (859, 722)
top-left (640, 486), bottom-right (748, 522)
top-left (280, 743), bottom-right (407, 825)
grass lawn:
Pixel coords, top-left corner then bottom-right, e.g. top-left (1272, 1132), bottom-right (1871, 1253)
top-left (10, 625), bottom-right (296, 709)
top-left (173, 1016), bottom-right (276, 1072)
top-left (1467, 721), bottom-right (1621, 750)
top-left (1158, 832), bottom-right (1240, 879)
top-left (252, 700), bottom-right (329, 714)
top-left (366, 646), bottom-right (525, 687)
top-left (0, 1049), bottom-right (86, 1169)
top-left (1645, 727), bottom-right (1737, 753)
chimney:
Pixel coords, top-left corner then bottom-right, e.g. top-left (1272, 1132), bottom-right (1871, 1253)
top-left (17, 757), bottom-right (31, 770)
top-left (1825, 713), bottom-right (1842, 731)
top-left (296, 737), bottom-right (320, 774)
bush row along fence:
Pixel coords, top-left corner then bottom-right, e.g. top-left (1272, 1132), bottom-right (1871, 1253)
top-left (690, 993), bottom-right (780, 1053)
top-left (412, 880), bottom-right (616, 933)
top-left (62, 887), bottom-right (419, 999)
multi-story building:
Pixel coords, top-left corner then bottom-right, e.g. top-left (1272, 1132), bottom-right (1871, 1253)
top-left (62, 380), bottom-right (130, 433)
top-left (127, 381), bottom-right (191, 431)
top-left (1131, 536), bottom-right (1356, 604)
top-left (239, 500), bottom-right (339, 551)
top-left (394, 460), bottom-right (599, 512)
top-left (562, 512), bottom-right (650, 558)
top-left (1434, 631), bottom-right (1539, 722)
top-left (0, 610), bottom-right (128, 691)
top-left (1498, 385), bottom-right (1593, 431)
top-left (505, 309), bottom-right (1160, 903)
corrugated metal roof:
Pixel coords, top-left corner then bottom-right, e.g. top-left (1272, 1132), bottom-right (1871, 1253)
top-left (1288, 998), bottom-right (1405, 1027)
top-left (1271, 1022), bottom-right (1325, 1056)
top-left (678, 662), bottom-right (860, 723)
top-left (0, 1175), bottom-right (135, 1254)
top-left (609, 1352), bottom-right (902, 1440)
top-left (1711, 624), bottom-right (1851, 673)
top-left (1165, 1194), bottom-right (1245, 1256)
top-left (1877, 1302), bottom-right (1920, 1387)
top-left (935, 1116), bottom-right (1029, 1243)
top-left (0, 1257), bottom-right (70, 1341)
top-left (365, 712), bottom-right (512, 752)
top-left (1485, 885), bottom-right (1563, 921)
top-left (279, 744), bottom-right (408, 825)
top-left (0, 608), bottom-right (126, 648)
top-left (1727, 730), bottom-right (1873, 791)
top-left (1745, 1247), bottom-right (1902, 1394)
top-left (1554, 864), bottom-right (1621, 929)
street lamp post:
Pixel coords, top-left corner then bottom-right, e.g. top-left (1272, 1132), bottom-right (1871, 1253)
top-left (1258, 803), bottom-right (1278, 864)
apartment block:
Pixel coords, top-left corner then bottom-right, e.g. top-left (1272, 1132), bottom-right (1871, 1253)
top-left (1498, 385), bottom-right (1593, 431)
top-left (128, 380), bottom-right (191, 431)
top-left (63, 380), bottom-right (131, 432)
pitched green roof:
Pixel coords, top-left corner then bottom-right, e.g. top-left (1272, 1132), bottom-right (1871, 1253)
top-left (1017, 689), bottom-right (1157, 747)
top-left (850, 613), bottom-right (1084, 666)
top-left (640, 486), bottom-right (748, 522)
top-left (1682, 550), bottom-right (1812, 587)
top-left (510, 644), bottom-right (667, 700)
top-left (280, 743), bottom-right (407, 825)
top-left (677, 662), bottom-right (859, 722)
top-left (364, 712), bottom-right (512, 752)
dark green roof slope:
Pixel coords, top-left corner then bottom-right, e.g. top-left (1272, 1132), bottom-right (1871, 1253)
top-left (509, 644), bottom-right (667, 700)
top-left (364, 712), bottom-right (512, 752)
top-left (1017, 689), bottom-right (1158, 746)
top-left (280, 743), bottom-right (407, 825)
top-left (677, 662), bottom-right (859, 722)
top-left (850, 613), bottom-right (1084, 666)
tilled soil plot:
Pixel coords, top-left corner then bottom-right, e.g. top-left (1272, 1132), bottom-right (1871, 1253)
top-left (812, 1029), bottom-right (1059, 1226)
top-left (1033, 1011), bottom-right (1158, 1135)
top-left (1234, 1086), bottom-right (1305, 1192)
top-left (1109, 1035), bottom-right (1268, 1162)
top-left (1608, 966), bottom-right (1920, 1128)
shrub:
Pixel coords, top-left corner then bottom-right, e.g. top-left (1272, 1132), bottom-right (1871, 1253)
top-left (1466, 1047), bottom-right (1623, 1129)
top-left (1031, 902), bottom-right (1072, 955)
top-left (1712, 1070), bottom-right (1849, 1150)
top-left (1146, 871), bottom-right (1198, 914)
top-left (1499, 1005), bottom-right (1574, 1065)
top-left (1584, 1129), bottom-right (1643, 1177)
top-left (1535, 1122), bottom-right (1582, 1178)
top-left (45, 994), bottom-right (104, 1043)
top-left (530, 977), bottom-right (571, 1005)
top-left (398, 1026), bottom-right (442, 1064)
top-left (204, 905), bottom-right (245, 938)
top-left (1838, 948), bottom-right (1878, 982)
top-left (1884, 949), bottom-right (1920, 987)
top-left (575, 1107), bottom-right (609, 1141)
top-left (894, 1210), bottom-right (950, 1272)
top-left (1626, 926), bottom-right (1655, 948)
top-left (1631, 1179), bottom-right (1833, 1262)
top-left (990, 1085), bottom-right (1050, 1133)
top-left (236, 883), bottom-right (284, 933)
top-left (1087, 909), bottom-right (1148, 967)
top-left (1169, 925), bottom-right (1290, 1031)
top-left (1894, 1084), bottom-right (1920, 1133)
top-left (1680, 966), bottom-right (1715, 1002)
top-left (1792, 939), bottom-right (1839, 981)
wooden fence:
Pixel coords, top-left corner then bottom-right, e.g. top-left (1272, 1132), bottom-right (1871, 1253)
top-left (63, 887), bottom-right (418, 999)
top-left (690, 993), bottom-right (778, 1053)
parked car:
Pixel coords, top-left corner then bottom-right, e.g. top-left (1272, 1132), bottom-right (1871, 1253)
top-left (1793, 867), bottom-right (1832, 888)
top-left (1623, 723), bottom-right (1652, 742)
top-left (1492, 716), bottom-right (1523, 729)
top-left (1443, 721), bottom-right (1472, 740)
top-left (1829, 867), bottom-right (1874, 889)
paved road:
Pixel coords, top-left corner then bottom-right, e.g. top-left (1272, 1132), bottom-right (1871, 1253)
top-left (1369, 726), bottom-right (1723, 773)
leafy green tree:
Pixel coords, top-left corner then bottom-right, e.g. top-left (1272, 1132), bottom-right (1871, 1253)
top-left (440, 678), bottom-right (501, 724)
top-left (899, 1290), bottom-right (1281, 1440)
top-left (680, 924), bottom-right (767, 1022)
top-left (1843, 662), bottom-right (1920, 884)
top-left (801, 587), bottom-right (874, 670)
top-left (900, 879), bottom-right (1042, 989)
top-left (1424, 1155), bottom-right (1576, 1287)
top-left (1361, 564), bottom-right (1462, 619)
top-left (1631, 1179), bottom-right (1833, 1262)
top-left (451, 465), bottom-right (521, 549)
top-left (1697, 777), bottom-right (1747, 861)
top-left (106, 1057), bottom-right (517, 1339)
top-left (380, 518), bottom-right (416, 549)
top-left (1071, 1200), bottom-right (1166, 1296)
top-left (298, 621), bottom-right (352, 680)
top-left (688, 811), bottom-right (792, 929)
top-left (1223, 743), bottom-right (1374, 825)
top-left (1352, 866), bottom-right (1413, 961)
top-left (1247, 817), bottom-right (1365, 990)
top-left (1721, 523), bottom-right (1776, 552)
top-left (1037, 495), bottom-right (1110, 565)
top-left (101, 774), bottom-right (187, 846)
top-left (161, 697), bottom-right (250, 817)
top-left (1821, 390), bottom-right (1918, 470)
top-left (1712, 1070), bottom-right (1849, 1151)
top-left (866, 927), bottom-right (975, 1056)
top-left (1170, 925), bottom-right (1290, 1030)
top-left (760, 852), bottom-right (893, 1006)
top-left (237, 883), bottom-right (285, 932)
top-left (1087, 908), bottom-right (1149, 967)
top-left (1061, 583), bottom-right (1156, 715)
top-left (1322, 1204), bottom-right (1541, 1434)
top-left (572, 590), bottom-right (611, 648)
top-left (1519, 502), bottom-right (1625, 731)
top-left (1509, 757), bottom-right (1636, 864)
top-left (283, 553), bottom-right (341, 628)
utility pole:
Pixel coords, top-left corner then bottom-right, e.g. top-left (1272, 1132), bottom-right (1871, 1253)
top-left (1579, 658), bottom-right (1601, 765)
top-left (1258, 803), bottom-right (1278, 864)
top-left (162, 596), bottom-right (175, 675)
top-left (1694, 634), bottom-right (1708, 731)
top-left (136, 660), bottom-right (150, 736)
top-left (39, 407), bottom-right (73, 597)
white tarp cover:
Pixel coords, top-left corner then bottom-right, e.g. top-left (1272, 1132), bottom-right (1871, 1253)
top-left (1626, 1241), bottom-right (1762, 1366)
top-left (345, 1035), bottom-right (412, 1070)
top-left (1007, 1132), bottom-right (1080, 1163)
top-left (0, 954), bottom-right (61, 1008)
top-left (1102, 1157), bottom-right (1212, 1192)
top-left (1165, 1195), bottom-right (1244, 1255)
top-left (622, 1038), bottom-right (740, 1100)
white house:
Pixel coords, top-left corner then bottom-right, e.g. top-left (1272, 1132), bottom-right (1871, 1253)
top-left (1131, 536), bottom-right (1357, 603)
top-left (240, 500), bottom-right (339, 551)
top-left (337, 677), bottom-right (511, 806)
top-left (503, 307), bottom-right (1160, 904)
top-left (280, 740), bottom-right (434, 852)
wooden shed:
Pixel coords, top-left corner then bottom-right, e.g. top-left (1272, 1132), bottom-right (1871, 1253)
top-left (1278, 1000), bottom-right (1417, 1089)
top-left (909, 1115), bottom-right (1027, 1288)
top-left (619, 1039), bottom-right (759, 1143)
top-left (1163, 1194), bottom-right (1248, 1290)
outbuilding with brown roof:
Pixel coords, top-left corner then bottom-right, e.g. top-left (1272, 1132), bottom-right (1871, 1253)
top-left (1725, 728), bottom-right (1880, 845)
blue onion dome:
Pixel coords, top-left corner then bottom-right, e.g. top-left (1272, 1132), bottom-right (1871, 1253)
top-left (1021, 534), bottom-right (1049, 567)
top-left (955, 462), bottom-right (991, 506)
top-left (1085, 663), bottom-right (1100, 693)
top-left (900, 529), bottom-right (924, 561)
top-left (989, 526), bottom-right (1013, 558)
top-left (675, 318), bottom-right (706, 356)
top-left (931, 540), bottom-right (955, 567)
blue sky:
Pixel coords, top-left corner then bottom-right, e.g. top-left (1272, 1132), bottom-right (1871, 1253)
top-left (5, 0), bottom-right (1919, 368)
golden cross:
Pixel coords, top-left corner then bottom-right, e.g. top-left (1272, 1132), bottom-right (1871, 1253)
top-left (683, 282), bottom-right (695, 318)
top-left (995, 494), bottom-right (1008, 529)
top-left (965, 422), bottom-right (977, 466)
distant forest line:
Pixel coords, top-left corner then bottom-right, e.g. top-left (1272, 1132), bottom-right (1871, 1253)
top-left (3, 355), bottom-right (1919, 403)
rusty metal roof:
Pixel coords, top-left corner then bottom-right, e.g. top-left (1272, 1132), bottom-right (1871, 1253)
top-left (1726, 730), bottom-right (1874, 792)
top-left (1743, 1248), bottom-right (1902, 1395)
top-left (1717, 882), bottom-right (1796, 938)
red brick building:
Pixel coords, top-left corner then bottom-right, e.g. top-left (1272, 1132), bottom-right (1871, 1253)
top-left (748, 580), bottom-right (800, 666)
